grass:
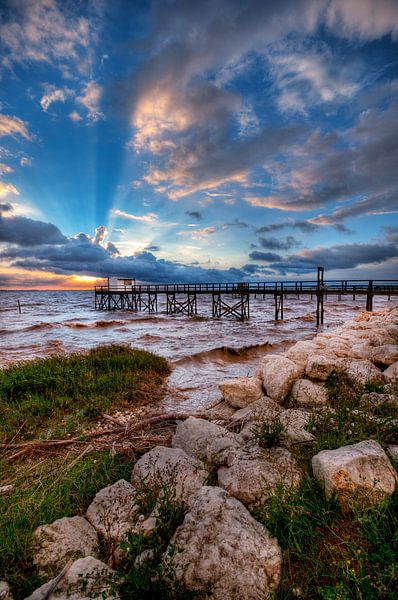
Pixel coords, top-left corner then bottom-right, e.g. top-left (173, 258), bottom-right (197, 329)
top-left (254, 479), bottom-right (398, 599)
top-left (251, 414), bottom-right (286, 448)
top-left (0, 345), bottom-right (171, 598)
top-left (0, 344), bottom-right (170, 443)
top-left (0, 451), bottom-right (132, 598)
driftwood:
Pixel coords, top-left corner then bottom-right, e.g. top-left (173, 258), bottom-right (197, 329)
top-left (42, 559), bottom-right (73, 600)
top-left (0, 412), bottom-right (207, 457)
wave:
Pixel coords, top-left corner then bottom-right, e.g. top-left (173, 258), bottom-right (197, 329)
top-left (25, 322), bottom-right (56, 332)
top-left (173, 341), bottom-right (277, 366)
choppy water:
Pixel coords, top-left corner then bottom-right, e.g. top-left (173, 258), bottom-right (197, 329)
top-left (0, 290), bottom-right (396, 412)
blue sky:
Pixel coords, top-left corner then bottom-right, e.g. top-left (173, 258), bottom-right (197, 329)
top-left (0, 0), bottom-right (397, 288)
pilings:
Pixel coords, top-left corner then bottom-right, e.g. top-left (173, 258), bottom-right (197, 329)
top-left (212, 293), bottom-right (249, 321)
top-left (166, 292), bottom-right (197, 316)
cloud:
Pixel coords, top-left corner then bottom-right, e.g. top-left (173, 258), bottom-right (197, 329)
top-left (0, 163), bottom-right (13, 174)
top-left (0, 214), bottom-right (67, 246)
top-left (267, 243), bottom-right (398, 274)
top-left (0, 0), bottom-right (93, 72)
top-left (0, 114), bottom-right (31, 140)
top-left (249, 251), bottom-right (281, 262)
top-left (185, 210), bottom-right (202, 220)
top-left (259, 236), bottom-right (301, 251)
top-left (77, 81), bottom-right (104, 120)
top-left (326, 0), bottom-right (398, 40)
top-left (145, 245), bottom-right (160, 252)
top-left (177, 226), bottom-right (217, 240)
top-left (0, 202), bottom-right (13, 213)
top-left (69, 111), bottom-right (83, 122)
top-left (0, 182), bottom-right (19, 199)
top-left (112, 209), bottom-right (158, 223)
top-left (384, 226), bottom-right (398, 243)
top-left (40, 86), bottom-right (73, 112)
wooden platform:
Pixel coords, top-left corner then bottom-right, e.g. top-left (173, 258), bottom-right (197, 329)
top-left (94, 268), bottom-right (398, 323)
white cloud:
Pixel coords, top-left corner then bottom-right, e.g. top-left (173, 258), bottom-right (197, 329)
top-left (0, 163), bottom-right (13, 174)
top-left (69, 110), bottom-right (83, 123)
top-left (40, 86), bottom-right (73, 112)
top-left (0, 182), bottom-right (19, 199)
top-left (112, 209), bottom-right (158, 223)
top-left (77, 81), bottom-right (104, 120)
top-left (0, 114), bottom-right (31, 140)
top-left (327, 0), bottom-right (398, 41)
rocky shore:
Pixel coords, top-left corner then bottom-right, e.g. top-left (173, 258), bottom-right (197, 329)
top-left (2, 307), bottom-right (398, 599)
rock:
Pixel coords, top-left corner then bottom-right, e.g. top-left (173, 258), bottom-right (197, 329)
top-left (386, 445), bottom-right (398, 462)
top-left (217, 445), bottom-right (302, 509)
top-left (32, 516), bottom-right (99, 578)
top-left (284, 340), bottom-right (320, 366)
top-left (340, 359), bottom-right (383, 386)
top-left (371, 344), bottom-right (398, 366)
top-left (259, 355), bottom-right (304, 403)
top-left (25, 557), bottom-right (118, 600)
top-left (132, 446), bottom-right (208, 508)
top-left (86, 479), bottom-right (139, 542)
top-left (166, 486), bottom-right (282, 599)
top-left (290, 379), bottom-right (329, 408)
top-left (312, 440), bottom-right (398, 511)
top-left (231, 397), bottom-right (283, 431)
top-left (383, 361), bottom-right (398, 382)
top-left (0, 485), bottom-right (13, 496)
top-left (305, 355), bottom-right (340, 381)
top-left (359, 392), bottom-right (397, 411)
top-left (351, 342), bottom-right (373, 360)
top-left (0, 582), bottom-right (12, 600)
top-left (219, 376), bottom-right (263, 408)
top-left (279, 409), bottom-right (315, 449)
top-left (172, 417), bottom-right (241, 465)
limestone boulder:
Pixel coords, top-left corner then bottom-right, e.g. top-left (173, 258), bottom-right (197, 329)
top-left (350, 342), bottom-right (373, 360)
top-left (32, 516), bottom-right (99, 578)
top-left (0, 582), bottom-right (12, 600)
top-left (172, 417), bottom-right (241, 465)
top-left (166, 486), bottom-right (282, 600)
top-left (312, 440), bottom-right (398, 511)
top-left (217, 445), bottom-right (302, 509)
top-left (25, 557), bottom-right (118, 600)
top-left (340, 359), bottom-right (383, 386)
top-left (383, 361), bottom-right (398, 382)
top-left (359, 392), bottom-right (397, 411)
top-left (290, 379), bottom-right (329, 408)
top-left (284, 340), bottom-right (320, 367)
top-left (132, 446), bottom-right (207, 508)
top-left (259, 355), bottom-right (304, 403)
top-left (279, 409), bottom-right (315, 449)
top-left (219, 376), bottom-right (263, 408)
top-left (86, 479), bottom-right (138, 542)
top-left (386, 445), bottom-right (398, 462)
top-left (305, 354), bottom-right (340, 381)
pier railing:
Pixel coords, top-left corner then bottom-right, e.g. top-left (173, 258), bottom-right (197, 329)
top-left (94, 275), bottom-right (398, 322)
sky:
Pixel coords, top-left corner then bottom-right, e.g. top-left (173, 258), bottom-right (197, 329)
top-left (0, 0), bottom-right (398, 289)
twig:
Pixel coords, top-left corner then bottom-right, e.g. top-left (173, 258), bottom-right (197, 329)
top-left (64, 444), bottom-right (93, 472)
top-left (42, 559), bottom-right (73, 600)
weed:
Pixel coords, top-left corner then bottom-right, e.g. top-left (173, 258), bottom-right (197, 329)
top-left (324, 370), bottom-right (361, 409)
top-left (251, 414), bottom-right (285, 448)
top-left (364, 380), bottom-right (385, 394)
top-left (0, 345), bottom-right (170, 443)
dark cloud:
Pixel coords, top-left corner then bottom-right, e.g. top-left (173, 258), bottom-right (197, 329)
top-left (0, 215), bottom-right (67, 246)
top-left (185, 211), bottom-right (202, 220)
top-left (268, 243), bottom-right (398, 275)
top-left (145, 245), bottom-right (160, 252)
top-left (224, 219), bottom-right (250, 229)
top-left (0, 202), bottom-right (13, 213)
top-left (259, 235), bottom-right (301, 250)
top-left (384, 226), bottom-right (398, 243)
top-left (248, 251), bottom-right (281, 262)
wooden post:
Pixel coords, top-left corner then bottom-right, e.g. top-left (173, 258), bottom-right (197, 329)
top-left (316, 266), bottom-right (324, 326)
top-left (17, 300), bottom-right (21, 314)
top-left (366, 280), bottom-right (373, 311)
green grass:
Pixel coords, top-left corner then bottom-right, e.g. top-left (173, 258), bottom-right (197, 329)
top-left (254, 479), bottom-right (398, 599)
top-left (0, 451), bottom-right (132, 599)
top-left (0, 344), bottom-right (170, 443)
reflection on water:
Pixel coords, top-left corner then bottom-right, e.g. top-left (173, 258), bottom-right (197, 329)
top-left (0, 290), bottom-right (396, 413)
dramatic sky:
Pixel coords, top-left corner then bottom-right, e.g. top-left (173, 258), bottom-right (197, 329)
top-left (1, 0), bottom-right (398, 288)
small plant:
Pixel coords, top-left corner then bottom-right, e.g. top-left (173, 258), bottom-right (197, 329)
top-left (325, 369), bottom-right (361, 409)
top-left (251, 414), bottom-right (285, 448)
top-left (364, 380), bottom-right (385, 394)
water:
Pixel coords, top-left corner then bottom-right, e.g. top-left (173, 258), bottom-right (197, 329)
top-left (0, 290), bottom-right (396, 413)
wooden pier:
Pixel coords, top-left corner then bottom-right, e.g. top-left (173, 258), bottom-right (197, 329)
top-left (94, 268), bottom-right (398, 323)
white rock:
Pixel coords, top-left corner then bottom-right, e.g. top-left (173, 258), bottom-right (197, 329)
top-left (217, 445), bottom-right (302, 509)
top-left (371, 345), bottom-right (398, 366)
top-left (290, 379), bottom-right (329, 407)
top-left (166, 486), bottom-right (282, 599)
top-left (219, 376), bottom-right (263, 408)
top-left (86, 479), bottom-right (138, 542)
top-left (172, 417), bottom-right (241, 465)
top-left (132, 446), bottom-right (208, 508)
top-left (32, 516), bottom-right (99, 577)
top-left (230, 396), bottom-right (282, 428)
top-left (259, 355), bottom-right (304, 403)
top-left (359, 393), bottom-right (397, 411)
top-left (386, 445), bottom-right (398, 462)
top-left (341, 359), bottom-right (383, 386)
top-left (305, 355), bottom-right (340, 381)
top-left (312, 440), bottom-right (398, 511)
top-left (279, 409), bottom-right (315, 449)
top-left (351, 342), bottom-right (373, 360)
top-left (25, 557), bottom-right (118, 600)
top-left (0, 582), bottom-right (12, 600)
top-left (284, 340), bottom-right (319, 367)
top-left (383, 361), bottom-right (398, 382)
